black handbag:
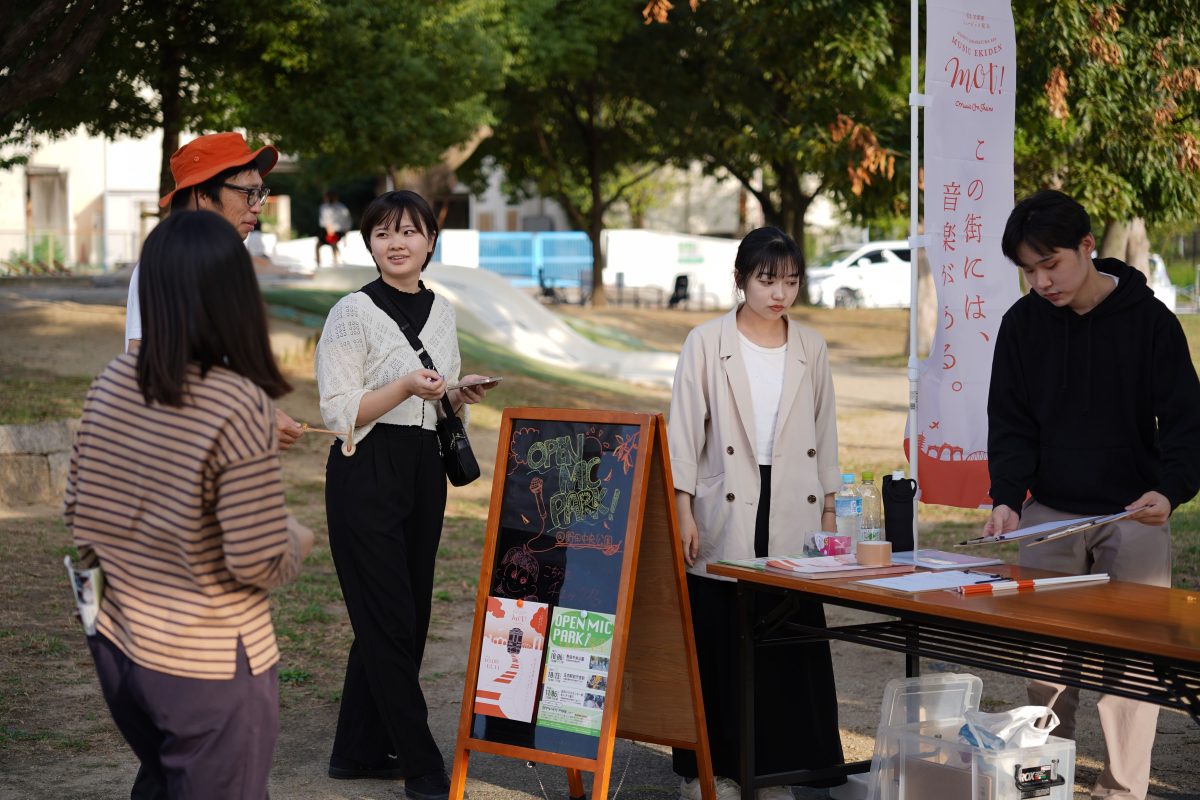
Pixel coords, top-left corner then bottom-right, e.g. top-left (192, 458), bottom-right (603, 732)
top-left (362, 284), bottom-right (481, 486)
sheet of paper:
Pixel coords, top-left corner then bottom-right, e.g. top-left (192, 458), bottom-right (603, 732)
top-left (980, 516), bottom-right (1098, 543)
top-left (474, 597), bottom-right (548, 723)
top-left (535, 607), bottom-right (614, 737)
top-left (857, 569), bottom-right (1000, 593)
top-left (891, 549), bottom-right (1003, 570)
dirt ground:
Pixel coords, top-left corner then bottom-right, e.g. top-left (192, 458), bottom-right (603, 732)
top-left (0, 288), bottom-right (1196, 800)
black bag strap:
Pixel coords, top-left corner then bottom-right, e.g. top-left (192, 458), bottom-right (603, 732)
top-left (361, 283), bottom-right (457, 421)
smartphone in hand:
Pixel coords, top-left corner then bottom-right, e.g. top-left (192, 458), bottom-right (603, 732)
top-left (448, 376), bottom-right (502, 391)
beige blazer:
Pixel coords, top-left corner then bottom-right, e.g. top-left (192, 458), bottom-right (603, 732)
top-left (668, 306), bottom-right (841, 579)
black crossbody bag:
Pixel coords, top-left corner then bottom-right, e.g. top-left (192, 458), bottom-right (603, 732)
top-left (363, 285), bottom-right (481, 486)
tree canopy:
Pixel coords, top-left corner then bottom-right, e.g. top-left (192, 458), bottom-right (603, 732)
top-left (214, 0), bottom-right (507, 184)
top-left (458, 0), bottom-right (678, 305)
top-left (642, 0), bottom-right (909, 281)
top-left (1011, 0), bottom-right (1200, 228)
top-left (6, 0), bottom-right (505, 198)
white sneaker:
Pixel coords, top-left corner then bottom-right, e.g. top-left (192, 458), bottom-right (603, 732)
top-left (756, 786), bottom-right (795, 800)
top-left (679, 776), bottom-right (744, 800)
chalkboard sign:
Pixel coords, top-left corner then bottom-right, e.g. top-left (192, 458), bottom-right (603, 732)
top-left (451, 409), bottom-right (715, 800)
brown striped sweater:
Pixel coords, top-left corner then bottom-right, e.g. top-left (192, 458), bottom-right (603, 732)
top-left (64, 353), bottom-right (303, 679)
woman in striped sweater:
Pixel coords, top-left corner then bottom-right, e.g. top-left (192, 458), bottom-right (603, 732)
top-left (65, 210), bottom-right (314, 798)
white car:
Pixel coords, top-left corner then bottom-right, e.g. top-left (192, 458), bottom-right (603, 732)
top-left (807, 240), bottom-right (912, 308)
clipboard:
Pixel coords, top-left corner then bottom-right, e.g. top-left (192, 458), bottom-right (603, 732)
top-left (957, 509), bottom-right (1137, 548)
top-left (1025, 509), bottom-right (1137, 547)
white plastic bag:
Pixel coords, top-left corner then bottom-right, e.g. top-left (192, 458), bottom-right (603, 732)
top-left (959, 705), bottom-right (1059, 750)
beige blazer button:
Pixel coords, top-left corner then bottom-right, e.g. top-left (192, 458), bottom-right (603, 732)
top-left (726, 492), bottom-right (735, 502)
top-left (807, 494), bottom-right (817, 503)
top-left (726, 446), bottom-right (734, 455)
top-left (807, 448), bottom-right (816, 457)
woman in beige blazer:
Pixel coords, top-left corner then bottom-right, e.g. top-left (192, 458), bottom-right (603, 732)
top-left (668, 227), bottom-right (845, 800)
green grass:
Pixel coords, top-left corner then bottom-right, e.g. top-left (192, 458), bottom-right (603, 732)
top-left (0, 372), bottom-right (92, 424)
top-left (560, 316), bottom-right (651, 351)
top-left (260, 288), bottom-right (351, 319)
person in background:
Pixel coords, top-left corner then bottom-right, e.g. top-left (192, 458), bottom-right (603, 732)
top-left (315, 190), bottom-right (496, 800)
top-left (66, 210), bottom-right (314, 798)
top-left (984, 189), bottom-right (1200, 800)
top-left (125, 131), bottom-right (303, 450)
top-left (668, 227), bottom-right (845, 800)
top-left (317, 190), bottom-right (353, 267)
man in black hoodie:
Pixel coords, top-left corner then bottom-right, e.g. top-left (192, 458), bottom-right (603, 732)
top-left (984, 190), bottom-right (1200, 800)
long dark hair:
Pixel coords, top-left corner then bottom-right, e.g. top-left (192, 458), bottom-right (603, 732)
top-left (136, 210), bottom-right (291, 406)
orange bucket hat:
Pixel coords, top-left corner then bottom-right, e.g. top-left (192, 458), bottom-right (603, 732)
top-left (158, 132), bottom-right (279, 208)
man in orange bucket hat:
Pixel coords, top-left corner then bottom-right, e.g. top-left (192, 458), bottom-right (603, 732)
top-left (125, 132), bottom-right (303, 450)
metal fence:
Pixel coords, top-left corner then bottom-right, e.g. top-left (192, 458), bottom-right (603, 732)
top-left (467, 231), bottom-right (593, 288)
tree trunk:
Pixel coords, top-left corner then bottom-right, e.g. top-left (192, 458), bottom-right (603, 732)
top-left (1099, 219), bottom-right (1129, 261)
top-left (1124, 217), bottom-right (1150, 277)
top-left (588, 205), bottom-right (607, 307)
top-left (778, 179), bottom-right (812, 302)
top-left (156, 42), bottom-right (183, 215)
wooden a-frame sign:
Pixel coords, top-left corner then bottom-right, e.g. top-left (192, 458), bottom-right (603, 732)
top-left (450, 408), bottom-right (715, 800)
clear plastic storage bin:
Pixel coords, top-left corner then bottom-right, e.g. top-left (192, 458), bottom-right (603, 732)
top-left (897, 722), bottom-right (1074, 800)
top-left (866, 673), bottom-right (1075, 800)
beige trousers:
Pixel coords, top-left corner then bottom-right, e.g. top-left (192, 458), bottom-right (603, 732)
top-left (1017, 500), bottom-right (1171, 800)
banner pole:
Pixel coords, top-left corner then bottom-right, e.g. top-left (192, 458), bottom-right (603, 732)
top-left (908, 0), bottom-right (923, 553)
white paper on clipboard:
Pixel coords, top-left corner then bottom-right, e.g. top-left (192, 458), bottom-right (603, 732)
top-left (957, 515), bottom-right (1098, 547)
top-left (1025, 509), bottom-right (1137, 547)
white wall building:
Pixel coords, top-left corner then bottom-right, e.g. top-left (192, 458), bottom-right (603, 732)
top-left (0, 128), bottom-right (163, 270)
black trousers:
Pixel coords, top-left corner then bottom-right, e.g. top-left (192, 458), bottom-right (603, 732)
top-left (325, 424), bottom-right (447, 776)
top-left (673, 465), bottom-right (845, 784)
top-left (89, 634), bottom-right (278, 800)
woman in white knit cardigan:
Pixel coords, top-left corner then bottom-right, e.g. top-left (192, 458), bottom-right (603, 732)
top-left (315, 191), bottom-right (496, 800)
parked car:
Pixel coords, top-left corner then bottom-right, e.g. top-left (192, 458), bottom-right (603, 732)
top-left (807, 240), bottom-right (912, 308)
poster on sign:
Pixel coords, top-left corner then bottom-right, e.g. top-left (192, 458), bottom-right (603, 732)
top-left (910, 0), bottom-right (1020, 508)
top-left (474, 597), bottom-right (548, 723)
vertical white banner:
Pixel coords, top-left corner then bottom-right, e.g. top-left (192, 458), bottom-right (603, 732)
top-left (913, 0), bottom-right (1019, 507)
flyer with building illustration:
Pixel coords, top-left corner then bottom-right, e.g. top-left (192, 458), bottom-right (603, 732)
top-left (535, 606), bottom-right (615, 736)
top-left (474, 596), bottom-right (548, 723)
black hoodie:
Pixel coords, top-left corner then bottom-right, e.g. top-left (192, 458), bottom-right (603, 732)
top-left (987, 258), bottom-right (1200, 516)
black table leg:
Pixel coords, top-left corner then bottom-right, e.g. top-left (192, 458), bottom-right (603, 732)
top-left (739, 581), bottom-right (755, 800)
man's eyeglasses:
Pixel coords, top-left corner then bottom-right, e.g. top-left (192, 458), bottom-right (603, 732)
top-left (221, 183), bottom-right (271, 207)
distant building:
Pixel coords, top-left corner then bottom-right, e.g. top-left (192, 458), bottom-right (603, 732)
top-left (0, 127), bottom-right (293, 271)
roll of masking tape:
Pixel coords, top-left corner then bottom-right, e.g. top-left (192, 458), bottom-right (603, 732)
top-left (857, 540), bottom-right (892, 566)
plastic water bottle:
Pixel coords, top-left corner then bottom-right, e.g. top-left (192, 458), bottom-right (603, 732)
top-left (835, 472), bottom-right (861, 541)
top-left (859, 470), bottom-right (882, 542)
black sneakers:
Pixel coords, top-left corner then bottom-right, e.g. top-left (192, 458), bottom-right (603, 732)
top-left (404, 769), bottom-right (451, 800)
top-left (327, 753), bottom-right (405, 780)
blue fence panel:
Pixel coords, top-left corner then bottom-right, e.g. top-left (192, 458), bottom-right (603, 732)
top-left (479, 232), bottom-right (536, 282)
top-left (440, 231), bottom-right (594, 288)
top-left (535, 232), bottom-right (592, 285)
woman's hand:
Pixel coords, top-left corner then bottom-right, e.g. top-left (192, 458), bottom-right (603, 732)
top-left (287, 514), bottom-right (315, 560)
top-left (822, 492), bottom-right (837, 533)
top-left (275, 408), bottom-right (303, 451)
top-left (452, 374), bottom-right (498, 408)
top-left (405, 369), bottom-right (446, 401)
top-left (675, 491), bottom-right (700, 567)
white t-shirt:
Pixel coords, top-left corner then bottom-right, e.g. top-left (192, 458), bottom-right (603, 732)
top-left (125, 263), bottom-right (141, 351)
top-left (738, 332), bottom-right (787, 466)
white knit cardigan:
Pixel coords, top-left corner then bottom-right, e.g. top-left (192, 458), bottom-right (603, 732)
top-left (315, 290), bottom-right (466, 447)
